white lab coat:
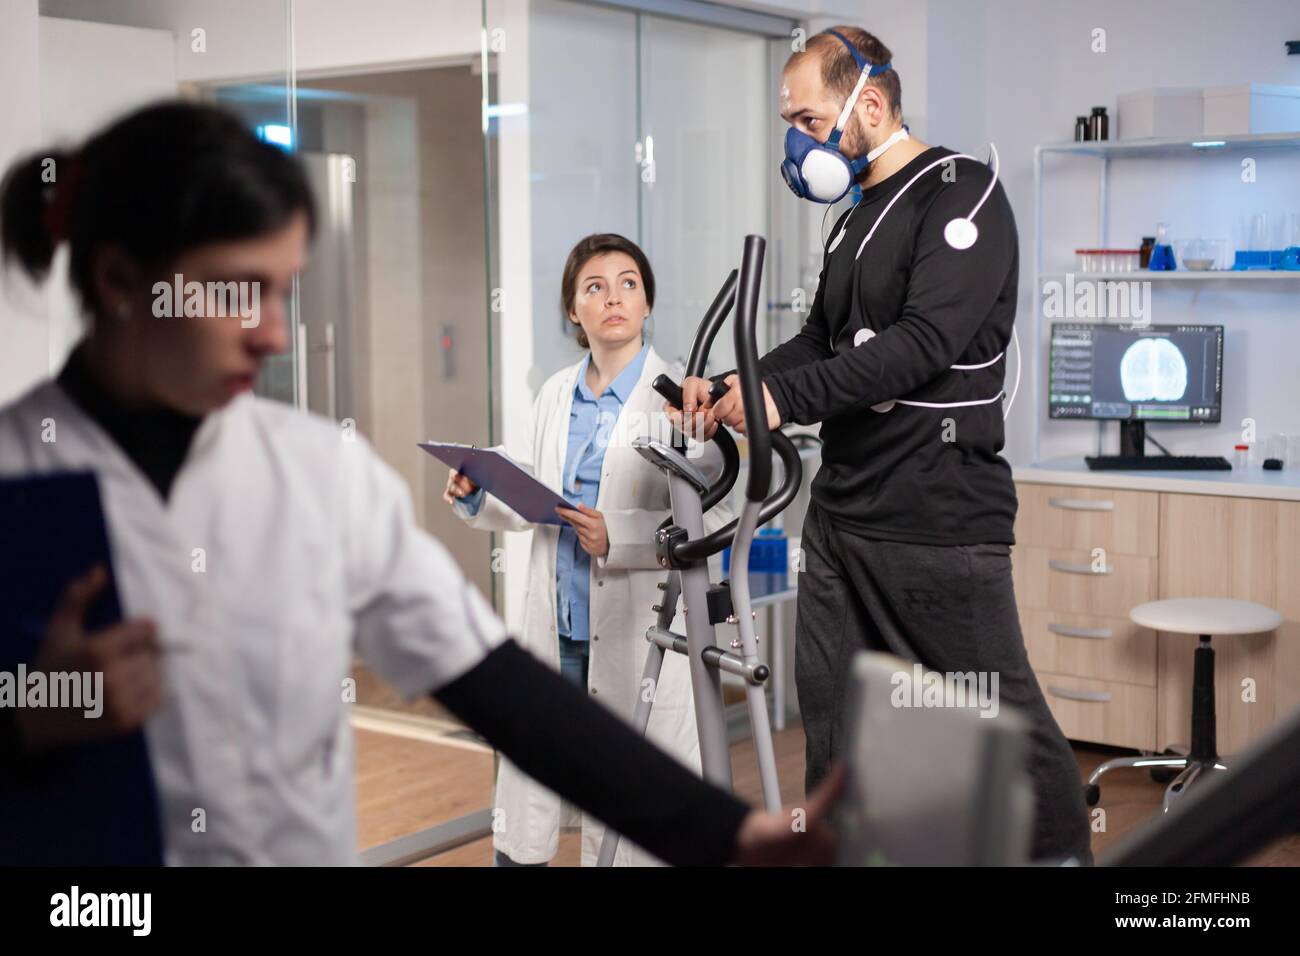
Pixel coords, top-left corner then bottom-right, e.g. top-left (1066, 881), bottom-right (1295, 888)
top-left (455, 346), bottom-right (733, 866)
top-left (0, 378), bottom-right (507, 865)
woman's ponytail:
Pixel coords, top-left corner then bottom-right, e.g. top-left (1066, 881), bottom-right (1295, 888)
top-left (0, 148), bottom-right (73, 282)
top-left (1, 101), bottom-right (315, 320)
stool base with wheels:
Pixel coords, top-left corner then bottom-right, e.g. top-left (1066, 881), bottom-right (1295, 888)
top-left (1085, 598), bottom-right (1281, 813)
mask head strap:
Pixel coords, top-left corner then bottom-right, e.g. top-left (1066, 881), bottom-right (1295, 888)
top-left (825, 29), bottom-right (893, 77)
top-left (823, 30), bottom-right (893, 149)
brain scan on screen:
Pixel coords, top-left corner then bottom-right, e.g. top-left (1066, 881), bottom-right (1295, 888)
top-left (1119, 337), bottom-right (1188, 402)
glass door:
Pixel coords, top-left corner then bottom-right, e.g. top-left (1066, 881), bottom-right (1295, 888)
top-left (482, 0), bottom-right (786, 382)
top-left (285, 17), bottom-right (498, 864)
top-left (635, 13), bottom-right (771, 373)
top-left (477, 0), bottom-right (802, 864)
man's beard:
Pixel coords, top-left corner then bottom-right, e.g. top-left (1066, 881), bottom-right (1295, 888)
top-left (837, 115), bottom-right (874, 180)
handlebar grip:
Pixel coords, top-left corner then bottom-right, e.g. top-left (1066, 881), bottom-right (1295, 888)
top-left (654, 373), bottom-right (741, 511)
top-left (686, 270), bottom-right (738, 380)
top-left (735, 235), bottom-right (771, 503)
top-left (707, 378), bottom-right (730, 403)
top-left (652, 374), bottom-right (684, 410)
top-left (674, 429), bottom-right (802, 563)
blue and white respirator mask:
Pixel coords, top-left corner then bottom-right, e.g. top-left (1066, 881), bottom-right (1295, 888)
top-left (780, 31), bottom-right (904, 204)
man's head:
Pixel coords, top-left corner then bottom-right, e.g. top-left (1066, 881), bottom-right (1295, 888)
top-left (781, 26), bottom-right (902, 173)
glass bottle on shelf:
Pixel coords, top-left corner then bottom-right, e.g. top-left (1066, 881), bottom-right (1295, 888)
top-left (1149, 222), bottom-right (1176, 271)
top-left (1282, 212), bottom-right (1300, 271)
top-left (1139, 236), bottom-right (1155, 269)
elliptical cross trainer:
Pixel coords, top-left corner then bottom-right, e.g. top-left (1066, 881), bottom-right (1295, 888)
top-left (598, 235), bottom-right (802, 865)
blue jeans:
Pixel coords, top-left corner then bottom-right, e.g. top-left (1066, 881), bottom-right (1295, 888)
top-left (557, 633), bottom-right (590, 689)
top-left (493, 634), bottom-right (590, 867)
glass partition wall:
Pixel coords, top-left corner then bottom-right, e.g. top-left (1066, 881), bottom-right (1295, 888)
top-left (482, 0), bottom-right (802, 618)
top-left (485, 0), bottom-right (797, 386)
top-left (479, 0), bottom-right (809, 860)
top-left (280, 5), bottom-right (498, 863)
top-left (32, 0), bottom-right (499, 864)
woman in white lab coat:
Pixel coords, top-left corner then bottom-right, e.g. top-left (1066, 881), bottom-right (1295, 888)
top-left (0, 102), bottom-right (837, 867)
top-left (446, 234), bottom-right (733, 866)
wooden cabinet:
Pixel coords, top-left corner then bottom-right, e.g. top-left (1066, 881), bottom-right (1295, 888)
top-left (1157, 494), bottom-right (1300, 755)
top-left (1020, 608), bottom-right (1157, 686)
top-left (1013, 546), bottom-right (1158, 618)
top-left (1014, 481), bottom-right (1297, 755)
top-left (1015, 483), bottom-right (1159, 557)
top-left (1013, 482), bottom-right (1163, 750)
top-left (1037, 673), bottom-right (1157, 751)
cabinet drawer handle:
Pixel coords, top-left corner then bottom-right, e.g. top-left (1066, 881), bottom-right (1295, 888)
top-left (1048, 559), bottom-right (1112, 575)
top-left (1048, 496), bottom-right (1114, 512)
top-left (1047, 685), bottom-right (1112, 704)
top-left (1048, 623), bottom-right (1114, 640)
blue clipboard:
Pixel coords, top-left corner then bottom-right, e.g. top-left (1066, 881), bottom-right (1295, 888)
top-left (419, 442), bottom-right (570, 525)
top-left (0, 471), bottom-right (165, 866)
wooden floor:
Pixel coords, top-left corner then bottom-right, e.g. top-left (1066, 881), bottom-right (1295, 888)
top-left (355, 722), bottom-right (1300, 867)
top-left (354, 727), bottom-right (494, 851)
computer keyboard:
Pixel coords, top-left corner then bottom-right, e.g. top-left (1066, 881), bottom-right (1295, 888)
top-left (1085, 455), bottom-right (1233, 472)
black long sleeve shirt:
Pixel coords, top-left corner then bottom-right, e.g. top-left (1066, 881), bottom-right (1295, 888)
top-left (761, 146), bottom-right (1019, 545)
top-left (435, 641), bottom-right (747, 866)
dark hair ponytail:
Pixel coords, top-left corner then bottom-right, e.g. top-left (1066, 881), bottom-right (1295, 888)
top-left (0, 100), bottom-right (315, 319)
top-left (0, 148), bottom-right (71, 280)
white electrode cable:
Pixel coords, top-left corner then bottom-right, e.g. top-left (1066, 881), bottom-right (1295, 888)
top-left (951, 353), bottom-right (1005, 370)
top-left (1003, 322), bottom-right (1021, 421)
top-left (945, 142), bottom-right (1000, 250)
top-left (826, 202), bottom-right (858, 253)
top-left (819, 141), bottom-right (1020, 418)
top-left (822, 198), bottom-right (852, 249)
top-left (970, 142), bottom-right (1000, 225)
top-left (852, 152), bottom-right (977, 258)
top-left (893, 392), bottom-right (1005, 409)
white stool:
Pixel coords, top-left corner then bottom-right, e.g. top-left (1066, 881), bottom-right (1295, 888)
top-left (1084, 598), bottom-right (1281, 813)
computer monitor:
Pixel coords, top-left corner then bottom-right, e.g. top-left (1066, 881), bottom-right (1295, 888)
top-left (1049, 323), bottom-right (1224, 424)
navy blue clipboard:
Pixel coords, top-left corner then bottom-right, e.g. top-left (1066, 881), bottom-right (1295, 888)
top-left (0, 471), bottom-right (165, 866)
top-left (419, 442), bottom-right (570, 526)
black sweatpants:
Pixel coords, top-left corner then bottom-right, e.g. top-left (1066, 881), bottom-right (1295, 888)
top-left (796, 501), bottom-right (1094, 864)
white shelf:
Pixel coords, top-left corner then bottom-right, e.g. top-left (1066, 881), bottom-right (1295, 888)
top-left (1031, 130), bottom-right (1300, 463)
top-left (1043, 270), bottom-right (1300, 281)
top-left (1037, 131), bottom-right (1300, 159)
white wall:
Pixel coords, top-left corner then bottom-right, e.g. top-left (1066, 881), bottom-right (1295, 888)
top-left (39, 18), bottom-right (177, 143)
top-left (39, 0), bottom-right (483, 82)
top-left (39, 17), bottom-right (178, 374)
top-left (0, 0), bottom-right (45, 406)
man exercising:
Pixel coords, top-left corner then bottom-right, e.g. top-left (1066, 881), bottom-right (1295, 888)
top-left (670, 25), bottom-right (1092, 863)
